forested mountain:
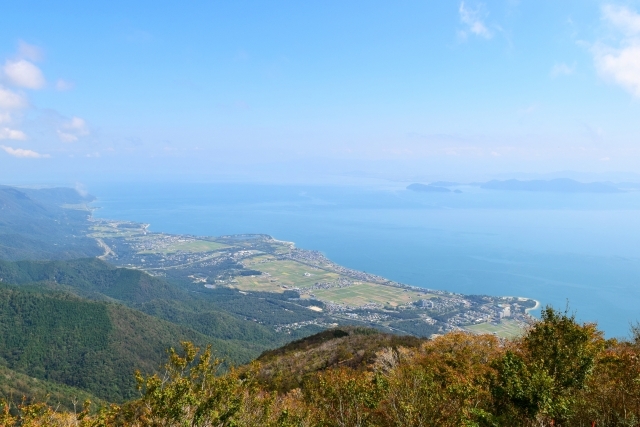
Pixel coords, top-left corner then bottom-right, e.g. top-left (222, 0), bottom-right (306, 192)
top-left (0, 257), bottom-right (184, 303)
top-left (3, 308), bottom-right (639, 426)
top-left (0, 186), bottom-right (100, 260)
top-left (0, 257), bottom-right (328, 403)
top-left (0, 257), bottom-right (324, 347)
top-left (0, 284), bottom-right (255, 402)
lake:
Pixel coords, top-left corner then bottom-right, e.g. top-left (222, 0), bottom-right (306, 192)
top-left (89, 182), bottom-right (640, 338)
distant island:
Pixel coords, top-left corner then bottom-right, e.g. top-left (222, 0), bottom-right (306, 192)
top-left (406, 183), bottom-right (461, 193)
top-left (480, 178), bottom-right (621, 193)
top-left (408, 178), bottom-right (630, 193)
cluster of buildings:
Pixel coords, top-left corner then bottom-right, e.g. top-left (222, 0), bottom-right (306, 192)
top-left (93, 223), bottom-right (537, 338)
top-left (274, 319), bottom-right (336, 334)
top-left (302, 278), bottom-right (354, 292)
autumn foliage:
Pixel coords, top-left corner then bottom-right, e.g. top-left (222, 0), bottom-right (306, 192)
top-left (2, 307), bottom-right (639, 426)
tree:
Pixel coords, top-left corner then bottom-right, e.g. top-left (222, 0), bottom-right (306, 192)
top-left (108, 342), bottom-right (254, 427)
top-left (491, 306), bottom-right (604, 425)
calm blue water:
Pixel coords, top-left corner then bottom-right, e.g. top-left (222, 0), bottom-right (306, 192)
top-left (89, 182), bottom-right (640, 338)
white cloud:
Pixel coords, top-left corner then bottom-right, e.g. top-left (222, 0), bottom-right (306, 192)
top-left (0, 112), bottom-right (11, 124)
top-left (594, 43), bottom-right (640, 96)
top-left (602, 4), bottom-right (640, 35)
top-left (57, 130), bottom-right (78, 142)
top-left (55, 79), bottom-right (74, 91)
top-left (65, 116), bottom-right (88, 133)
top-left (551, 62), bottom-right (575, 77)
top-left (459, 2), bottom-right (492, 39)
top-left (4, 59), bottom-right (46, 89)
top-left (0, 127), bottom-right (27, 140)
top-left (1, 145), bottom-right (48, 158)
top-left (57, 116), bottom-right (90, 142)
top-left (593, 5), bottom-right (640, 97)
top-left (0, 86), bottom-right (27, 109)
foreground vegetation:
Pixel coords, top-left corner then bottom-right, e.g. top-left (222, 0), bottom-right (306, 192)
top-left (2, 307), bottom-right (640, 426)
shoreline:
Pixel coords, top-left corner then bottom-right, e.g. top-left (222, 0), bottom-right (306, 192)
top-left (89, 214), bottom-right (542, 310)
top-left (525, 299), bottom-right (541, 314)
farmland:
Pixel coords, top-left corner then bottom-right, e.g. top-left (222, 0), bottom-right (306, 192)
top-left (139, 239), bottom-right (228, 254)
top-left (235, 255), bottom-right (432, 307)
top-left (464, 319), bottom-right (526, 338)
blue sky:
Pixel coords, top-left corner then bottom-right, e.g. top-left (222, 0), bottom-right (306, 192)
top-left (2, 0), bottom-right (640, 184)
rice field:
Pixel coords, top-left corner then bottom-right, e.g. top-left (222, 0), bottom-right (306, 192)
top-left (464, 319), bottom-right (525, 338)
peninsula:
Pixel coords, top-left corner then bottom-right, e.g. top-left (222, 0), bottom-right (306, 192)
top-left (90, 218), bottom-right (537, 338)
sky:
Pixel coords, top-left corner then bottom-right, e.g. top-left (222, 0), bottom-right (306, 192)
top-left (2, 0), bottom-right (640, 184)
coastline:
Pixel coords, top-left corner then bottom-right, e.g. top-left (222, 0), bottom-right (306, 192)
top-left (525, 299), bottom-right (541, 314)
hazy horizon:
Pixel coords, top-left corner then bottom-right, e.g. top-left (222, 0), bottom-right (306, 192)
top-left (3, 1), bottom-right (640, 184)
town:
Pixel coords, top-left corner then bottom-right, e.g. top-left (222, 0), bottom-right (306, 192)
top-left (90, 218), bottom-right (538, 338)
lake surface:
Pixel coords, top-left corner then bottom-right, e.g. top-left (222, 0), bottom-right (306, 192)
top-left (89, 182), bottom-right (640, 338)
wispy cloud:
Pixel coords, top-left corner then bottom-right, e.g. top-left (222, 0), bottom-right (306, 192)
top-left (0, 86), bottom-right (27, 110)
top-left (55, 79), bottom-right (74, 91)
top-left (57, 116), bottom-right (90, 142)
top-left (1, 145), bottom-right (48, 158)
top-left (593, 4), bottom-right (640, 97)
top-left (459, 2), bottom-right (492, 39)
top-left (0, 86), bottom-right (28, 132)
top-left (550, 62), bottom-right (576, 77)
top-left (0, 127), bottom-right (27, 140)
top-left (17, 41), bottom-right (43, 62)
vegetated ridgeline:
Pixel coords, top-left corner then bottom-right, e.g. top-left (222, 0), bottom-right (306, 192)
top-left (0, 284), bottom-right (255, 403)
top-left (2, 307), bottom-right (639, 426)
top-left (0, 186), bottom-right (102, 260)
top-left (0, 257), bottom-right (329, 357)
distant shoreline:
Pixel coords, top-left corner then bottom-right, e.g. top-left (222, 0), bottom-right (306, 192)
top-left (525, 299), bottom-right (541, 313)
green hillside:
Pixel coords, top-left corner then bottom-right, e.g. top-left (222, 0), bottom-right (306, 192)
top-left (0, 258), bottom-right (323, 345)
top-left (0, 257), bottom-right (183, 303)
top-left (0, 364), bottom-right (101, 411)
top-left (0, 258), bottom-right (328, 404)
top-left (0, 285), bottom-right (254, 402)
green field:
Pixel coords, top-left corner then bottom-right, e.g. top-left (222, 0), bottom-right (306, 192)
top-left (234, 257), bottom-right (339, 292)
top-left (140, 239), bottom-right (229, 254)
top-left (234, 257), bottom-right (432, 307)
top-left (465, 319), bottom-right (525, 338)
top-left (311, 282), bottom-right (431, 307)
top-left (89, 226), bottom-right (144, 238)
